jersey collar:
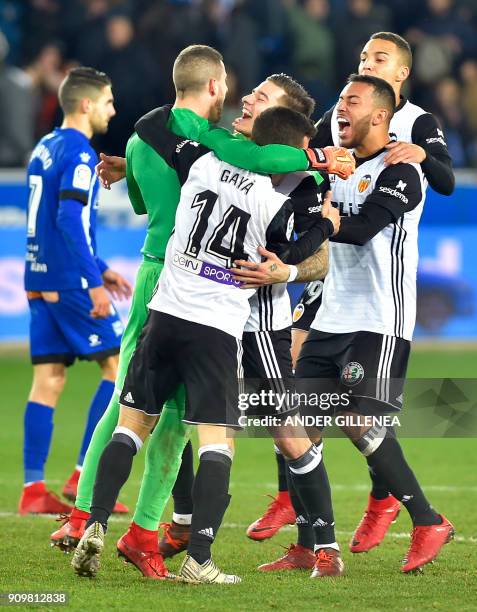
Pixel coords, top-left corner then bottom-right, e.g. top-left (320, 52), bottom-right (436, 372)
top-left (395, 96), bottom-right (407, 112)
top-left (54, 127), bottom-right (90, 144)
top-left (353, 145), bottom-right (388, 167)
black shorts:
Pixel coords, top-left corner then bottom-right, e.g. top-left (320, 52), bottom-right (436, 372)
top-left (292, 281), bottom-right (324, 332)
top-left (295, 330), bottom-right (410, 414)
top-left (241, 328), bottom-right (296, 417)
top-left (120, 311), bottom-right (241, 427)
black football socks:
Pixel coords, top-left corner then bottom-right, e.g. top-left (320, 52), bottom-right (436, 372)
top-left (287, 443), bottom-right (338, 549)
top-left (366, 434), bottom-right (441, 526)
top-left (87, 431), bottom-right (139, 530)
top-left (285, 464), bottom-right (314, 550)
top-left (275, 445), bottom-right (289, 492)
top-left (366, 457), bottom-right (391, 500)
top-left (172, 440), bottom-right (195, 516)
top-left (187, 450), bottom-right (232, 564)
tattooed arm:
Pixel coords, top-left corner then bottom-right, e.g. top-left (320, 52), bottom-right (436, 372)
top-left (295, 241), bottom-right (328, 282)
top-left (232, 241), bottom-right (329, 288)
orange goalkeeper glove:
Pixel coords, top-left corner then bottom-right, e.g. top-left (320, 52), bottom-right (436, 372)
top-left (304, 146), bottom-right (355, 180)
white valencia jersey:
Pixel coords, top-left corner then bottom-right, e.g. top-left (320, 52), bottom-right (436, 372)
top-left (312, 150), bottom-right (426, 340)
top-left (245, 171), bottom-right (329, 332)
top-left (150, 152), bottom-right (291, 339)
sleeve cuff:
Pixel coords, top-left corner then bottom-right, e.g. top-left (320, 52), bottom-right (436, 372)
top-left (59, 189), bottom-right (88, 205)
top-left (96, 257), bottom-right (109, 274)
top-left (324, 218), bottom-right (334, 236)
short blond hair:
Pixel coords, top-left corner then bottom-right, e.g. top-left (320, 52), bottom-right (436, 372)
top-left (173, 45), bottom-right (224, 97)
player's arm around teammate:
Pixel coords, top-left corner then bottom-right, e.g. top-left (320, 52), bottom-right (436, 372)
top-left (231, 190), bottom-right (338, 288)
top-left (313, 32), bottom-right (454, 195)
top-left (291, 31), bottom-right (456, 374)
top-left (95, 100), bottom-right (356, 188)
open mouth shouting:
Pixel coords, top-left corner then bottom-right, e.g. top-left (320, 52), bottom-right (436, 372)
top-left (337, 115), bottom-right (351, 140)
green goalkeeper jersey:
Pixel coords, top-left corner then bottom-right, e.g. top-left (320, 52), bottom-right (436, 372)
top-left (126, 132), bottom-right (180, 260)
top-left (126, 107), bottom-right (323, 260)
top-left (167, 108), bottom-right (323, 182)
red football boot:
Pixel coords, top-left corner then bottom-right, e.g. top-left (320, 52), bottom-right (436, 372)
top-left (19, 482), bottom-right (73, 516)
top-left (62, 469), bottom-right (80, 502)
top-left (246, 492), bottom-right (296, 541)
top-left (310, 547), bottom-right (345, 578)
top-left (158, 521), bottom-right (190, 558)
top-left (350, 494), bottom-right (401, 553)
top-left (111, 500), bottom-right (129, 514)
top-left (117, 522), bottom-right (175, 580)
top-left (62, 469), bottom-right (129, 514)
top-left (402, 515), bottom-right (455, 573)
top-left (50, 507), bottom-right (89, 552)
top-left (258, 544), bottom-right (315, 571)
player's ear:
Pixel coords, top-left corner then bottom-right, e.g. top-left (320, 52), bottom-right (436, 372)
top-left (372, 108), bottom-right (387, 126)
top-left (79, 97), bottom-right (92, 114)
top-left (209, 78), bottom-right (218, 97)
top-left (397, 65), bottom-right (410, 83)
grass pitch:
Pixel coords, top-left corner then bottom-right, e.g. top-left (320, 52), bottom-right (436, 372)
top-left (0, 349), bottom-right (476, 611)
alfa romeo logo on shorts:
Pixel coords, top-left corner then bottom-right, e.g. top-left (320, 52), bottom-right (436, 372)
top-left (293, 303), bottom-right (304, 322)
top-left (341, 362), bottom-right (364, 386)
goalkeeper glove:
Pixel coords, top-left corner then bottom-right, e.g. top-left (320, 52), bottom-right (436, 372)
top-left (304, 146), bottom-right (355, 180)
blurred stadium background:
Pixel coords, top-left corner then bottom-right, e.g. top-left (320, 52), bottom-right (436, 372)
top-left (0, 0), bottom-right (476, 343)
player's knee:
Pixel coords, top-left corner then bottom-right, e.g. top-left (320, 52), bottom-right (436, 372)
top-left (305, 425), bottom-right (323, 446)
top-left (287, 441), bottom-right (323, 475)
top-left (112, 426), bottom-right (143, 454)
top-left (118, 405), bottom-right (156, 440)
top-left (353, 424), bottom-right (387, 457)
top-left (275, 437), bottom-right (313, 461)
top-left (31, 369), bottom-right (66, 402)
top-left (99, 354), bottom-right (119, 381)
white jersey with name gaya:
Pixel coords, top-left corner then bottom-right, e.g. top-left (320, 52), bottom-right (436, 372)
top-left (149, 152), bottom-right (290, 339)
top-left (312, 152), bottom-right (426, 340)
top-left (246, 171), bottom-right (311, 332)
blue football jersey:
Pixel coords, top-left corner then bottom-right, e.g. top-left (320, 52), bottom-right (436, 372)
top-left (24, 127), bottom-right (100, 291)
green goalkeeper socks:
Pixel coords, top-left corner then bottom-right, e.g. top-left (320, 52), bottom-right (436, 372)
top-left (133, 395), bottom-right (191, 530)
top-left (75, 389), bottom-right (190, 532)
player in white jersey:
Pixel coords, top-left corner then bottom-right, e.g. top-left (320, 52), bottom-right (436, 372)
top-left (251, 31), bottom-right (454, 542)
top-left (295, 31), bottom-right (453, 356)
top-left (157, 75), bottom-right (341, 558)
top-left (252, 31), bottom-right (456, 554)
top-left (72, 102), bottom-right (348, 584)
top-left (256, 74), bottom-right (454, 576)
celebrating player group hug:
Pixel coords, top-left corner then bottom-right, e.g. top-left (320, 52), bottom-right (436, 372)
top-left (22, 32), bottom-right (455, 585)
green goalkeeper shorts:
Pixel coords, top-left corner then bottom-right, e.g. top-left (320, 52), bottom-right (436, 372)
top-left (116, 256), bottom-right (185, 415)
top-left (115, 256), bottom-right (163, 391)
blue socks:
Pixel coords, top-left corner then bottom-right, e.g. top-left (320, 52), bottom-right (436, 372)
top-left (23, 380), bottom-right (114, 484)
top-left (23, 401), bottom-right (54, 484)
top-left (77, 379), bottom-right (114, 467)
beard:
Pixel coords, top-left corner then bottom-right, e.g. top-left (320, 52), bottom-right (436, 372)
top-left (209, 95), bottom-right (225, 124)
top-left (345, 113), bottom-right (372, 149)
top-left (91, 115), bottom-right (109, 135)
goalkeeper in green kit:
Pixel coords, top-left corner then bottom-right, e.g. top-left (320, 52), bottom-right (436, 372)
top-left (51, 44), bottom-right (354, 579)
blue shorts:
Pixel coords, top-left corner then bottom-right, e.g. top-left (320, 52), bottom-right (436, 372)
top-left (28, 289), bottom-right (123, 366)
